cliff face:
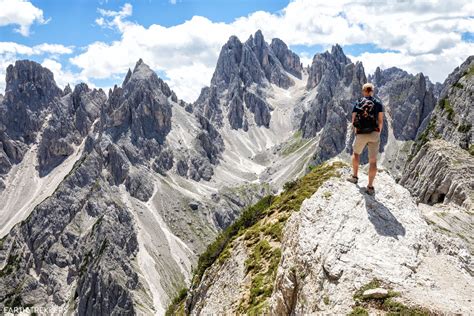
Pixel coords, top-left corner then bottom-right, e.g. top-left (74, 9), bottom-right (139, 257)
top-left (0, 61), bottom-right (105, 183)
top-left (184, 163), bottom-right (473, 315)
top-left (401, 56), bottom-right (474, 208)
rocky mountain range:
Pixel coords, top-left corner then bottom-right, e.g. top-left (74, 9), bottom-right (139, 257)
top-left (0, 30), bottom-right (472, 315)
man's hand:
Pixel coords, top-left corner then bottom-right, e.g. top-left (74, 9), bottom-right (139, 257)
top-left (352, 112), bottom-right (357, 134)
top-left (377, 112), bottom-right (384, 133)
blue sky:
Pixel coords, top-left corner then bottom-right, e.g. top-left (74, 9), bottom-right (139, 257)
top-left (0, 0), bottom-right (473, 101)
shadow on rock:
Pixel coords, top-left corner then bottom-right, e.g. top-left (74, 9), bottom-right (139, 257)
top-left (358, 186), bottom-right (406, 239)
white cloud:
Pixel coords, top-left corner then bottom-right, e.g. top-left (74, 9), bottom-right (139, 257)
top-left (349, 41), bottom-right (474, 83)
top-left (0, 0), bottom-right (48, 36)
top-left (41, 58), bottom-right (89, 89)
top-left (0, 42), bottom-right (72, 56)
top-left (67, 1), bottom-right (473, 101)
top-left (0, 42), bottom-right (74, 93)
top-left (96, 3), bottom-right (133, 31)
top-left (169, 0), bottom-right (177, 4)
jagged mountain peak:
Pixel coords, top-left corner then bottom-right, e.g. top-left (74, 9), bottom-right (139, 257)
top-left (197, 30), bottom-right (303, 129)
top-left (128, 58), bottom-right (157, 82)
top-left (4, 59), bottom-right (62, 104)
top-left (306, 44), bottom-right (354, 90)
top-left (246, 29), bottom-right (265, 46)
top-left (330, 43), bottom-right (349, 63)
top-left (63, 83), bottom-right (72, 95)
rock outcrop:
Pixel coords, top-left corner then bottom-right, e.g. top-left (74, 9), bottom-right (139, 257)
top-left (400, 140), bottom-right (474, 210)
top-left (415, 56), bottom-right (473, 151)
top-left (184, 164), bottom-right (473, 315)
top-left (270, 169), bottom-right (472, 315)
top-left (401, 56), bottom-right (473, 207)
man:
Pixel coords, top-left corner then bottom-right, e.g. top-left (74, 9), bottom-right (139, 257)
top-left (347, 83), bottom-right (384, 195)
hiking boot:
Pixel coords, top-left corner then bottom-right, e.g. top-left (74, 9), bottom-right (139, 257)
top-left (347, 175), bottom-right (358, 184)
top-left (366, 186), bottom-right (375, 196)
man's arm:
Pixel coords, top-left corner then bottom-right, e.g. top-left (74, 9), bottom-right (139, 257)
top-left (377, 112), bottom-right (383, 132)
top-left (352, 112), bottom-right (357, 133)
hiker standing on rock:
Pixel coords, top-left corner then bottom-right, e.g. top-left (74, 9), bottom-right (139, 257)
top-left (347, 83), bottom-right (384, 195)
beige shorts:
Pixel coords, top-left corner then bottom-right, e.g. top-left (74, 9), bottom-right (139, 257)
top-left (353, 131), bottom-right (380, 159)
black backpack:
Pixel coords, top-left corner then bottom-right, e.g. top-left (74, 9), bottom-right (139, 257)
top-left (353, 97), bottom-right (377, 134)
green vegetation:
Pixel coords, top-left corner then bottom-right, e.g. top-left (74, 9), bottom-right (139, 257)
top-left (165, 288), bottom-right (187, 316)
top-left (323, 296), bottom-right (330, 305)
top-left (192, 194), bottom-right (275, 285)
top-left (383, 298), bottom-right (429, 315)
top-left (469, 145), bottom-right (474, 156)
top-left (283, 179), bottom-right (298, 191)
top-left (353, 279), bottom-right (382, 302)
top-left (166, 162), bottom-right (345, 315)
top-left (0, 235), bottom-right (6, 250)
top-left (458, 123), bottom-right (472, 133)
top-left (349, 306), bottom-right (369, 316)
top-left (453, 82), bottom-right (464, 89)
top-left (323, 191), bottom-right (332, 199)
top-left (352, 279), bottom-right (429, 316)
top-left (0, 253), bottom-right (21, 277)
top-left (280, 130), bottom-right (311, 157)
top-left (463, 66), bottom-right (474, 77)
top-left (412, 116), bottom-right (437, 157)
top-left (438, 98), bottom-right (454, 121)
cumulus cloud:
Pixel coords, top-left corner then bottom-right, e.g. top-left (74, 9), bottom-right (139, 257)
top-left (40, 58), bottom-right (91, 89)
top-left (0, 0), bottom-right (48, 36)
top-left (69, 0), bottom-right (473, 102)
top-left (0, 42), bottom-right (73, 55)
top-left (349, 41), bottom-right (474, 84)
top-left (96, 3), bottom-right (133, 31)
top-left (0, 42), bottom-right (74, 93)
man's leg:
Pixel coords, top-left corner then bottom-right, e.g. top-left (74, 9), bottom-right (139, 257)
top-left (367, 132), bottom-right (380, 188)
top-left (352, 153), bottom-right (360, 177)
top-left (368, 157), bottom-right (377, 187)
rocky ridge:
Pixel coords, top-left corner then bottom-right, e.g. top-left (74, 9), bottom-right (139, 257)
top-left (184, 163), bottom-right (473, 315)
top-left (0, 32), bottom-right (472, 315)
top-left (0, 34), bottom-right (310, 314)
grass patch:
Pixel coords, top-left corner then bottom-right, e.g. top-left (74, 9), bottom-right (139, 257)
top-left (323, 191), bottom-right (332, 199)
top-left (178, 162), bottom-right (344, 314)
top-left (349, 306), bottom-right (369, 316)
top-left (458, 123), bottom-right (472, 133)
top-left (243, 247), bottom-right (282, 314)
top-left (469, 145), bottom-right (474, 156)
top-left (453, 82), bottom-right (464, 89)
top-left (438, 98), bottom-right (454, 121)
top-left (269, 161), bottom-right (345, 214)
top-left (383, 298), bottom-right (429, 315)
top-left (353, 279), bottom-right (381, 302)
top-left (165, 288), bottom-right (187, 316)
top-left (192, 195), bottom-right (275, 284)
top-left (263, 221), bottom-right (284, 241)
top-left (0, 253), bottom-right (21, 277)
top-left (281, 130), bottom-right (309, 156)
top-left (411, 116), bottom-right (437, 158)
top-left (463, 66), bottom-right (474, 77)
top-left (217, 247), bottom-right (231, 265)
top-left (353, 279), bottom-right (428, 315)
